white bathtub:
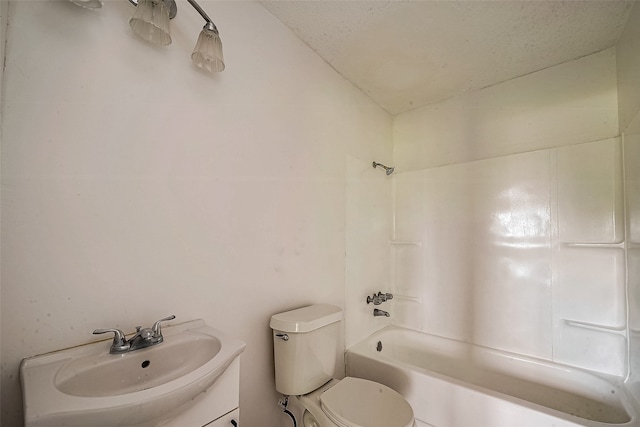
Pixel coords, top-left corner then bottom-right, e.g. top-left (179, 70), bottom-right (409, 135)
top-left (346, 326), bottom-right (638, 427)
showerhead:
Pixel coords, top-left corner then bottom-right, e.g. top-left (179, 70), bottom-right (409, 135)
top-left (373, 161), bottom-right (395, 175)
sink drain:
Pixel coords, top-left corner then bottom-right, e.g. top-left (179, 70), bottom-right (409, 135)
top-left (141, 360), bottom-right (151, 368)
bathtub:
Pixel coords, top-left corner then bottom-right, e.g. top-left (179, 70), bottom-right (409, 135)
top-left (346, 326), bottom-right (638, 427)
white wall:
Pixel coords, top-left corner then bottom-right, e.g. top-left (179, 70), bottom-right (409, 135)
top-left (391, 48), bottom-right (626, 376)
top-left (0, 1), bottom-right (392, 425)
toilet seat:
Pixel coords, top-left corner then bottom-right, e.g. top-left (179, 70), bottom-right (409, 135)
top-left (319, 377), bottom-right (414, 427)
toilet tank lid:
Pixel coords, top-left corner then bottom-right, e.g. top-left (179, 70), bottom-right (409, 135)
top-left (270, 304), bottom-right (343, 333)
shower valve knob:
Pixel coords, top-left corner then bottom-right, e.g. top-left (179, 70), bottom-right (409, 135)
top-left (366, 294), bottom-right (383, 305)
top-left (367, 292), bottom-right (393, 305)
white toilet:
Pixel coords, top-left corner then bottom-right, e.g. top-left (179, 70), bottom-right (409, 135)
top-left (270, 304), bottom-right (416, 427)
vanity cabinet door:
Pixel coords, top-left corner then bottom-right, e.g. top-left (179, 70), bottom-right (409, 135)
top-left (204, 408), bottom-right (239, 427)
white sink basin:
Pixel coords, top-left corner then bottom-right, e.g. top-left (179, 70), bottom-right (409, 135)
top-left (21, 320), bottom-right (246, 427)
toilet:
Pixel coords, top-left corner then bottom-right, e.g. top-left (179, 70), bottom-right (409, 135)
top-left (270, 304), bottom-right (416, 427)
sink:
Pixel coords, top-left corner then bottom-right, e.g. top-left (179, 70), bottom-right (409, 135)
top-left (21, 320), bottom-right (246, 427)
top-left (55, 331), bottom-right (222, 397)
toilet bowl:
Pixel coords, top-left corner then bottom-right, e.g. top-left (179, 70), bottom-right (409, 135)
top-left (297, 378), bottom-right (415, 427)
top-left (270, 304), bottom-right (416, 427)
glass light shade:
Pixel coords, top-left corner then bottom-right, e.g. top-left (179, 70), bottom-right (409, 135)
top-left (69, 0), bottom-right (103, 9)
top-left (191, 27), bottom-right (225, 73)
top-left (129, 0), bottom-right (172, 46)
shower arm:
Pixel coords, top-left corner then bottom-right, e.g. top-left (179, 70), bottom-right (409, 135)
top-left (372, 161), bottom-right (395, 175)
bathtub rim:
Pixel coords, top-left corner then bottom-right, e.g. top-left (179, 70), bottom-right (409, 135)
top-left (346, 325), bottom-right (639, 427)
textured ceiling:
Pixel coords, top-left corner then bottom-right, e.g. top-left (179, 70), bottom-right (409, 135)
top-left (261, 1), bottom-right (634, 115)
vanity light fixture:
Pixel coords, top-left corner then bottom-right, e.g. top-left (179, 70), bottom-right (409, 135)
top-left (68, 0), bottom-right (225, 72)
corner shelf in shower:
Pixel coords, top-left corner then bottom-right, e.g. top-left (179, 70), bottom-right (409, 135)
top-left (563, 319), bottom-right (627, 336)
top-left (560, 242), bottom-right (625, 249)
top-left (389, 240), bottom-right (423, 246)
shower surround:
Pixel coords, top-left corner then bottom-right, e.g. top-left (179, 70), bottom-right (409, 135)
top-left (342, 25), bottom-right (640, 423)
top-left (392, 136), bottom-right (626, 376)
top-left (384, 37), bottom-right (640, 387)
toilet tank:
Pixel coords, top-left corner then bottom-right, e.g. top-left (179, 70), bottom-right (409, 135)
top-left (270, 304), bottom-right (343, 396)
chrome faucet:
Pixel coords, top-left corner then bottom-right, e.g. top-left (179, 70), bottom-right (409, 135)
top-left (367, 292), bottom-right (393, 305)
top-left (373, 309), bottom-right (390, 317)
top-left (93, 315), bottom-right (176, 354)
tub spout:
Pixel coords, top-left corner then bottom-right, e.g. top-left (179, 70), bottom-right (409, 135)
top-left (374, 309), bottom-right (390, 317)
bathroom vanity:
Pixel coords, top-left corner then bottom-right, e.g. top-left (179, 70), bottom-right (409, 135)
top-left (20, 319), bottom-right (245, 427)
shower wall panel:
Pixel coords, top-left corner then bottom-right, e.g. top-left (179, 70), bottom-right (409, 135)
top-left (553, 138), bottom-right (626, 376)
top-left (393, 150), bottom-right (553, 359)
top-left (625, 132), bottom-right (640, 392)
top-left (345, 156), bottom-right (393, 348)
top-left (391, 171), bottom-right (425, 330)
top-left (556, 139), bottom-right (624, 244)
top-left (392, 138), bottom-right (627, 376)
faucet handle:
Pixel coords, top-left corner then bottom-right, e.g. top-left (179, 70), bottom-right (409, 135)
top-left (151, 315), bottom-right (176, 339)
top-left (134, 325), bottom-right (153, 340)
top-left (93, 328), bottom-right (129, 353)
top-left (366, 294), bottom-right (382, 305)
top-left (367, 292), bottom-right (394, 305)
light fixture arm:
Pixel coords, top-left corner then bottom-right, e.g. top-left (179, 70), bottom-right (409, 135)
top-left (185, 0), bottom-right (218, 32)
top-left (127, 0), bottom-right (217, 31)
top-left (128, 0), bottom-right (178, 19)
